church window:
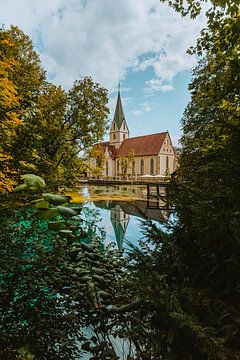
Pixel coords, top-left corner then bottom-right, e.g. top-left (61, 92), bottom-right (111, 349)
top-left (150, 158), bottom-right (154, 175)
top-left (117, 160), bottom-right (120, 172)
top-left (141, 159), bottom-right (144, 175)
top-left (166, 156), bottom-right (169, 170)
top-left (132, 160), bottom-right (135, 175)
top-left (113, 134), bottom-right (116, 139)
top-left (113, 123), bottom-right (115, 130)
top-left (123, 134), bottom-right (125, 139)
top-left (106, 161), bottom-right (108, 176)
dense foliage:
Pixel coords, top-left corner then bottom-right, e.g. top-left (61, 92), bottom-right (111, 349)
top-left (0, 26), bottom-right (109, 193)
top-left (122, 0), bottom-right (240, 358)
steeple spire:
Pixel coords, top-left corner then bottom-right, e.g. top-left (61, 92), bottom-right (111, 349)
top-left (113, 83), bottom-right (125, 129)
top-left (109, 82), bottom-right (129, 148)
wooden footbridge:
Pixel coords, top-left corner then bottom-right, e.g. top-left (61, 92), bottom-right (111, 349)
top-left (79, 177), bottom-right (170, 198)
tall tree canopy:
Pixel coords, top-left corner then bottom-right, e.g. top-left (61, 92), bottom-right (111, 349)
top-left (0, 26), bottom-right (109, 192)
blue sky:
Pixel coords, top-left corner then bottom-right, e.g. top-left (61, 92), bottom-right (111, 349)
top-left (112, 69), bottom-right (192, 145)
top-left (1, 0), bottom-right (207, 145)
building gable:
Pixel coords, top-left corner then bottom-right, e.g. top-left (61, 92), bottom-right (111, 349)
top-left (158, 132), bottom-right (175, 156)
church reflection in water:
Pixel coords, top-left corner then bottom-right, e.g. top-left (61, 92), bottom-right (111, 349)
top-left (93, 198), bottom-right (171, 249)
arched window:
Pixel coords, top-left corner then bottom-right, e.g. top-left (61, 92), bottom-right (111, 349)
top-left (123, 134), bottom-right (125, 139)
top-left (113, 123), bottom-right (115, 130)
top-left (106, 161), bottom-right (108, 176)
top-left (113, 134), bottom-right (116, 139)
top-left (150, 158), bottom-right (154, 175)
top-left (166, 156), bottom-right (169, 170)
top-left (117, 160), bottom-right (120, 172)
top-left (141, 159), bottom-right (144, 175)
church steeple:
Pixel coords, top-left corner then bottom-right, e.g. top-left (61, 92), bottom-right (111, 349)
top-left (110, 83), bottom-right (129, 148)
top-left (110, 204), bottom-right (129, 250)
top-left (113, 83), bottom-right (125, 129)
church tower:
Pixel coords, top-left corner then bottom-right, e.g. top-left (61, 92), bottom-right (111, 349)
top-left (109, 84), bottom-right (129, 149)
top-left (110, 204), bottom-right (129, 249)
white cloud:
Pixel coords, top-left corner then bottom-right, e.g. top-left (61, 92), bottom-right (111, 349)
top-left (132, 110), bottom-right (143, 117)
top-left (144, 79), bottom-right (174, 94)
top-left (1, 0), bottom-right (207, 91)
top-left (132, 101), bottom-right (153, 116)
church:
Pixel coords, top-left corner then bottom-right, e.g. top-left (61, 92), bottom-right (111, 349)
top-left (88, 88), bottom-right (177, 179)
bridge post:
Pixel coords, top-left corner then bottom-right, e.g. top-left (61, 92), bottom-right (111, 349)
top-left (147, 184), bottom-right (150, 197)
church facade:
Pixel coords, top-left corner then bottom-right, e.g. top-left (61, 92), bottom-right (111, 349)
top-left (88, 89), bottom-right (177, 179)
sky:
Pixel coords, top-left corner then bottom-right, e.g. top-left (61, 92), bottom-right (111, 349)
top-left (1, 0), bottom-right (207, 145)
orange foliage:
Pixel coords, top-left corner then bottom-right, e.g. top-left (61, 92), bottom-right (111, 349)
top-left (0, 30), bottom-right (22, 192)
top-left (0, 153), bottom-right (17, 193)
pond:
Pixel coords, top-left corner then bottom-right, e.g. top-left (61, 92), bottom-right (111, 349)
top-left (72, 184), bottom-right (173, 249)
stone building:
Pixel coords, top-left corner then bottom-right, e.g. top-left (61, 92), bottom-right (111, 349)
top-left (88, 88), bottom-right (177, 178)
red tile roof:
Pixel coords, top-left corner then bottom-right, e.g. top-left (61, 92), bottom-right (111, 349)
top-left (117, 132), bottom-right (167, 157)
top-left (99, 141), bottom-right (116, 158)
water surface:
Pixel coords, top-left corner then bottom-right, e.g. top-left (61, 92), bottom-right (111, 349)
top-left (75, 184), bottom-right (172, 249)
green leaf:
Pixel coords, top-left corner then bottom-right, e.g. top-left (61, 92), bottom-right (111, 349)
top-left (48, 220), bottom-right (66, 230)
top-left (57, 206), bottom-right (79, 217)
top-left (36, 208), bottom-right (58, 220)
top-left (97, 290), bottom-right (111, 299)
top-left (21, 174), bottom-right (46, 190)
top-left (31, 198), bottom-right (49, 209)
top-left (13, 183), bottom-right (27, 192)
top-left (43, 193), bottom-right (72, 205)
top-left (59, 230), bottom-right (74, 238)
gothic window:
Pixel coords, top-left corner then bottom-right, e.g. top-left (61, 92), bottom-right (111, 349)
top-left (106, 161), bottom-right (108, 176)
top-left (117, 160), bottom-right (120, 172)
top-left (123, 134), bottom-right (125, 139)
top-left (113, 134), bottom-right (116, 139)
top-left (141, 159), bottom-right (144, 175)
top-left (166, 156), bottom-right (169, 170)
top-left (132, 160), bottom-right (135, 175)
top-left (150, 158), bottom-right (154, 175)
top-left (113, 123), bottom-right (115, 130)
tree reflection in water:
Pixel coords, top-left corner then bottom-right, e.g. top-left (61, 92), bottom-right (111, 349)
top-left (0, 204), bottom-right (129, 359)
top-left (1, 192), bottom-right (238, 359)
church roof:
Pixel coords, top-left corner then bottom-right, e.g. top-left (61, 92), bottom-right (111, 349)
top-left (99, 141), bottom-right (116, 158)
top-left (113, 90), bottom-right (125, 129)
top-left (117, 132), bottom-right (168, 157)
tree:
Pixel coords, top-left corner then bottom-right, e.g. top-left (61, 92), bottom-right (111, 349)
top-left (88, 145), bottom-right (106, 178)
top-left (0, 28), bottom-right (22, 192)
top-left (163, 0), bottom-right (240, 356)
top-left (0, 27), bottom-right (109, 189)
top-left (119, 150), bottom-right (135, 178)
top-left (66, 77), bottom-right (109, 154)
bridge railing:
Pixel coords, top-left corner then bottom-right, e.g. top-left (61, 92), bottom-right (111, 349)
top-left (81, 175), bottom-right (171, 183)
